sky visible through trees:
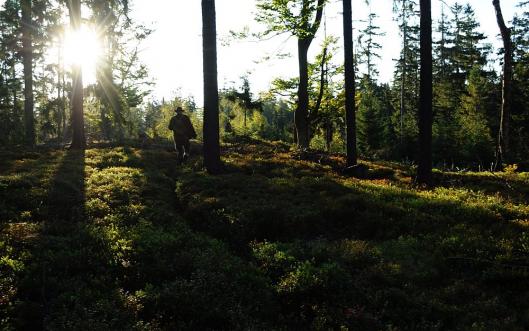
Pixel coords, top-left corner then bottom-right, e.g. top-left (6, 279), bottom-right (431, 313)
top-left (2, 0), bottom-right (529, 328)
top-left (124, 0), bottom-right (518, 105)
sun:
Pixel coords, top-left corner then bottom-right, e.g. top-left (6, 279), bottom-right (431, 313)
top-left (63, 25), bottom-right (102, 85)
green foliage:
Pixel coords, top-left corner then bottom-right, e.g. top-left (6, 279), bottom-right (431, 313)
top-left (255, 0), bottom-right (327, 39)
top-left (357, 79), bottom-right (395, 159)
top-left (454, 66), bottom-right (495, 166)
top-left (1, 142), bottom-right (529, 329)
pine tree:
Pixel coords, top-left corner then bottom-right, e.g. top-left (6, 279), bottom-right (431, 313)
top-left (202, 0), bottom-right (221, 173)
top-left (343, 0), bottom-right (357, 166)
top-left (455, 66), bottom-right (495, 166)
top-left (511, 2), bottom-right (529, 160)
top-left (67, 0), bottom-right (86, 149)
top-left (357, 78), bottom-right (393, 157)
top-left (21, 0), bottom-right (35, 147)
top-left (357, 12), bottom-right (385, 81)
top-left (417, 0), bottom-right (433, 185)
top-left (446, 3), bottom-right (489, 93)
top-left (493, 0), bottom-right (513, 167)
top-left (392, 0), bottom-right (420, 159)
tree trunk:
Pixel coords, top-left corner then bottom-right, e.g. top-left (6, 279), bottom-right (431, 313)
top-left (295, 39), bottom-right (310, 148)
top-left (293, 0), bottom-right (325, 149)
top-left (57, 32), bottom-right (62, 144)
top-left (400, 0), bottom-right (407, 149)
top-left (202, 0), bottom-right (221, 173)
top-left (96, 2), bottom-right (123, 142)
top-left (69, 0), bottom-right (86, 149)
top-left (417, 0), bottom-right (433, 185)
top-left (22, 0), bottom-right (35, 147)
top-left (493, 0), bottom-right (513, 168)
top-left (343, 0), bottom-right (357, 167)
top-left (309, 46), bottom-right (327, 128)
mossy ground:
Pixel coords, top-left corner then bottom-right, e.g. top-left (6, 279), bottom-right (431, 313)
top-left (1, 140), bottom-right (528, 330)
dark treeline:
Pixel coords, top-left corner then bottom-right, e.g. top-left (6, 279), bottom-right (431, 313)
top-left (1, 0), bottom-right (528, 173)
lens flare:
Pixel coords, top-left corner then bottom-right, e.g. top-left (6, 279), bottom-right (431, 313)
top-left (63, 25), bottom-right (101, 85)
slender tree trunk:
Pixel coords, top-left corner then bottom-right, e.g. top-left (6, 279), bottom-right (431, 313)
top-left (202, 0), bottom-right (221, 173)
top-left (493, 0), bottom-right (513, 168)
top-left (293, 0), bottom-right (325, 149)
top-left (61, 47), bottom-right (67, 141)
top-left (57, 34), bottom-right (62, 144)
top-left (417, 0), bottom-right (433, 185)
top-left (68, 0), bottom-right (86, 149)
top-left (295, 39), bottom-right (311, 148)
top-left (400, 0), bottom-right (407, 149)
top-left (11, 62), bottom-right (17, 117)
top-left (343, 0), bottom-right (357, 167)
top-left (22, 0), bottom-right (35, 147)
top-left (310, 46), bottom-right (327, 125)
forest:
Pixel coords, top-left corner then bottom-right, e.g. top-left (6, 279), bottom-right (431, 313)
top-left (1, 0), bottom-right (529, 330)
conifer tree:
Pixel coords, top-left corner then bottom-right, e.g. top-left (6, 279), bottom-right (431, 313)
top-left (67, 0), bottom-right (85, 149)
top-left (392, 0), bottom-right (420, 159)
top-left (202, 0), bottom-right (221, 173)
top-left (493, 0), bottom-right (513, 167)
top-left (343, 0), bottom-right (356, 166)
top-left (21, 0), bottom-right (35, 147)
top-left (357, 12), bottom-right (385, 81)
top-left (417, 0), bottom-right (433, 185)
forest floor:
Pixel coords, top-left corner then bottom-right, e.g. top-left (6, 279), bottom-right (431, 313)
top-left (1, 139), bottom-right (529, 330)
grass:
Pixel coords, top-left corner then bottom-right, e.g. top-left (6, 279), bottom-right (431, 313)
top-left (1, 140), bottom-right (528, 330)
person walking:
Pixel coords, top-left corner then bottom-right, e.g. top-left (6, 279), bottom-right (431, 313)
top-left (168, 107), bottom-right (197, 164)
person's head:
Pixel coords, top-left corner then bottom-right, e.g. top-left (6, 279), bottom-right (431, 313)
top-left (175, 106), bottom-right (184, 113)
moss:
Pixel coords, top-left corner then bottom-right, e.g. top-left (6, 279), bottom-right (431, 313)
top-left (0, 141), bottom-right (528, 330)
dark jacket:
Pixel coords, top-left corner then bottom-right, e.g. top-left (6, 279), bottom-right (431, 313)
top-left (169, 113), bottom-right (197, 140)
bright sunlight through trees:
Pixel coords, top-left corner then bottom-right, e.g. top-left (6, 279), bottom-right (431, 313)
top-left (63, 25), bottom-right (101, 85)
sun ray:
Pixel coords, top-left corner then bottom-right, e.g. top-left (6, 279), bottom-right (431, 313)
top-left (63, 25), bottom-right (102, 86)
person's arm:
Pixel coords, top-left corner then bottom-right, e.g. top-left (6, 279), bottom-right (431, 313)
top-left (168, 117), bottom-right (174, 131)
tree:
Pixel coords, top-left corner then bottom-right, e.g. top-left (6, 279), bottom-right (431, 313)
top-left (432, 3), bottom-right (492, 166)
top-left (392, 0), bottom-right (420, 157)
top-left (511, 1), bottom-right (529, 161)
top-left (0, 0), bottom-right (23, 145)
top-left (455, 66), bottom-right (495, 166)
top-left (357, 12), bottom-right (385, 80)
top-left (446, 4), bottom-right (489, 94)
top-left (343, 0), bottom-right (357, 167)
top-left (202, 0), bottom-right (221, 173)
top-left (224, 76), bottom-right (262, 132)
top-left (256, 0), bottom-right (326, 148)
top-left (417, 0), bottom-right (432, 185)
top-left (67, 0), bottom-right (85, 149)
top-left (493, 0), bottom-right (513, 168)
top-left (21, 0), bottom-right (35, 147)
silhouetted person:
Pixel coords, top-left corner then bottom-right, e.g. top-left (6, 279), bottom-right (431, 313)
top-left (169, 107), bottom-right (197, 164)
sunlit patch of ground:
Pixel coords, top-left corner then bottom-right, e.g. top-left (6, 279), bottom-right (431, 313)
top-left (1, 141), bottom-right (528, 330)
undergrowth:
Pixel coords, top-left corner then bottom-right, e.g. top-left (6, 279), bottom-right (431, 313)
top-left (0, 141), bottom-right (528, 330)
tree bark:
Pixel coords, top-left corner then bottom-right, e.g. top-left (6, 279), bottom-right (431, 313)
top-left (493, 0), bottom-right (512, 168)
top-left (69, 0), bottom-right (86, 149)
top-left (295, 39), bottom-right (311, 148)
top-left (294, 0), bottom-right (325, 149)
top-left (310, 46), bottom-right (327, 126)
top-left (343, 0), bottom-right (357, 167)
top-left (400, 0), bottom-right (407, 149)
top-left (22, 0), bottom-right (35, 147)
top-left (202, 0), bottom-right (221, 173)
top-left (417, 0), bottom-right (433, 185)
